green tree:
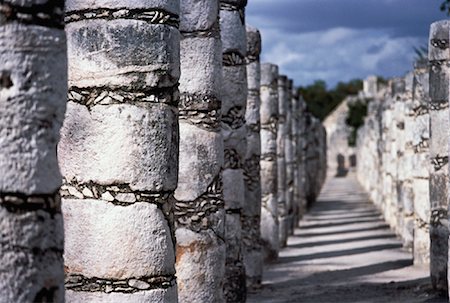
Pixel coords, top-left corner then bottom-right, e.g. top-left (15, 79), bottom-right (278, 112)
top-left (346, 102), bottom-right (368, 146)
top-left (298, 79), bottom-right (363, 121)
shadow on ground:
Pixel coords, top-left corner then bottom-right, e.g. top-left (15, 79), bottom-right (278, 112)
top-left (248, 174), bottom-right (448, 303)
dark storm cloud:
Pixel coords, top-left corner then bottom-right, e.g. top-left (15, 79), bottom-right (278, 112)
top-left (246, 0), bottom-right (446, 87)
top-left (248, 0), bottom-right (443, 37)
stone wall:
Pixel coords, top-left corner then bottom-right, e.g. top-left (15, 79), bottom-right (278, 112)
top-left (356, 19), bottom-right (450, 295)
top-left (356, 73), bottom-right (432, 267)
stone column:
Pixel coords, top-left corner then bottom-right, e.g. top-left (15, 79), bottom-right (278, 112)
top-left (392, 77), bottom-right (407, 238)
top-left (428, 20), bottom-right (449, 293)
top-left (291, 86), bottom-right (301, 229)
top-left (260, 63), bottom-right (279, 262)
top-left (410, 60), bottom-right (431, 264)
top-left (59, 0), bottom-right (180, 301)
top-left (399, 72), bottom-right (415, 250)
top-left (297, 97), bottom-right (308, 217)
top-left (277, 75), bottom-right (288, 247)
top-left (0, 1), bottom-right (66, 301)
top-left (219, 0), bottom-right (248, 301)
top-left (305, 114), bottom-right (319, 207)
top-left (175, 1), bottom-right (225, 302)
top-left (285, 79), bottom-right (295, 235)
top-left (242, 25), bottom-right (263, 289)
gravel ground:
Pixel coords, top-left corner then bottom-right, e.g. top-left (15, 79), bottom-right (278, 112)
top-left (248, 174), bottom-right (448, 303)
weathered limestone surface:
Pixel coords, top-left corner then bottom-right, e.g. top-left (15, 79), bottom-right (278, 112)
top-left (260, 63), bottom-right (279, 262)
top-left (304, 115), bottom-right (327, 207)
top-left (323, 98), bottom-right (354, 176)
top-left (411, 60), bottom-right (431, 264)
top-left (174, 1), bottom-right (226, 302)
top-left (428, 20), bottom-right (449, 293)
top-left (0, 1), bottom-right (66, 301)
top-left (59, 0), bottom-right (180, 300)
top-left (356, 71), bottom-right (431, 266)
top-left (398, 72), bottom-right (416, 250)
top-left (277, 75), bottom-right (289, 247)
top-left (291, 88), bottom-right (301, 229)
top-left (242, 25), bottom-right (263, 289)
top-left (285, 79), bottom-right (295, 235)
top-left (220, 0), bottom-right (248, 301)
top-left (296, 97), bottom-right (309, 219)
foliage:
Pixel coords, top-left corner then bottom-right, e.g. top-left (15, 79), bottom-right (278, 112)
top-left (413, 45), bottom-right (428, 61)
top-left (298, 79), bottom-right (363, 121)
top-left (346, 102), bottom-right (368, 147)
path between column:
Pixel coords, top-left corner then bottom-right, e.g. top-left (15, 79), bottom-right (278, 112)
top-left (248, 173), bottom-right (446, 303)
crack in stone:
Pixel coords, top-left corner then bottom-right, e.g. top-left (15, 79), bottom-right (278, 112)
top-left (174, 173), bottom-right (224, 232)
top-left (247, 122), bottom-right (261, 133)
top-left (68, 86), bottom-right (179, 110)
top-left (224, 149), bottom-right (243, 169)
top-left (431, 156), bottom-right (448, 171)
top-left (243, 154), bottom-right (261, 190)
top-left (222, 106), bottom-right (245, 129)
top-left (261, 116), bottom-right (278, 134)
top-left (0, 1), bottom-right (64, 29)
top-left (223, 50), bottom-right (246, 67)
top-left (65, 274), bottom-right (176, 293)
top-left (61, 178), bottom-right (173, 207)
top-left (179, 93), bottom-right (221, 131)
top-left (413, 138), bottom-right (429, 153)
top-left (0, 191), bottom-right (61, 215)
top-left (411, 105), bottom-right (428, 116)
top-left (431, 208), bottom-right (448, 227)
top-left (181, 21), bottom-right (220, 39)
top-left (65, 8), bottom-right (179, 28)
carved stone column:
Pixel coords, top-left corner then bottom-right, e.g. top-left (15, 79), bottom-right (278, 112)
top-left (410, 60), bottom-right (431, 265)
top-left (277, 75), bottom-right (288, 247)
top-left (285, 79), bottom-right (295, 235)
top-left (219, 0), bottom-right (248, 301)
top-left (291, 87), bottom-right (301, 228)
top-left (428, 20), bottom-right (449, 293)
top-left (0, 1), bottom-right (66, 301)
top-left (260, 63), bottom-right (279, 262)
top-left (242, 25), bottom-right (263, 289)
top-left (59, 0), bottom-right (180, 301)
top-left (174, 1), bottom-right (225, 302)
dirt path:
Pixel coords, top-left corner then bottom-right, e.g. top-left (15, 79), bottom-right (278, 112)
top-left (248, 174), bottom-right (447, 303)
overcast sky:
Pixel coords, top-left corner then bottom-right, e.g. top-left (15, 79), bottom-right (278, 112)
top-left (247, 0), bottom-right (446, 88)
